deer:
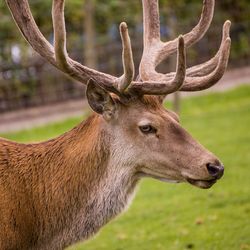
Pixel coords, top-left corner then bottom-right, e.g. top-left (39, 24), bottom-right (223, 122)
top-left (0, 0), bottom-right (231, 249)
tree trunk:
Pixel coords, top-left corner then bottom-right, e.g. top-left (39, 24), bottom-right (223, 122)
top-left (83, 0), bottom-right (98, 69)
top-left (168, 10), bottom-right (181, 114)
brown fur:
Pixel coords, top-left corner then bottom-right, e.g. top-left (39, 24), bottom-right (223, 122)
top-left (0, 115), bottom-right (112, 249)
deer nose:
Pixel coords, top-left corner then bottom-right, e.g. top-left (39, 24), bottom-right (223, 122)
top-left (206, 163), bottom-right (224, 179)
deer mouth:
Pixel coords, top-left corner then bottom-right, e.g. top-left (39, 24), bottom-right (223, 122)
top-left (186, 178), bottom-right (217, 189)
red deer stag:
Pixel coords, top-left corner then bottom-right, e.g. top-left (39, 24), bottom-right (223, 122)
top-left (1, 0), bottom-right (231, 249)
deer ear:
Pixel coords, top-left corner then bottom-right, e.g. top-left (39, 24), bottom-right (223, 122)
top-left (86, 79), bottom-right (117, 120)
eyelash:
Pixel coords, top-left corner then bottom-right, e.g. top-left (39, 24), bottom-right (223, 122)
top-left (139, 125), bottom-right (157, 134)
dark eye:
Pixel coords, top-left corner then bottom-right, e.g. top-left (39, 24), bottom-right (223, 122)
top-left (139, 125), bottom-right (157, 134)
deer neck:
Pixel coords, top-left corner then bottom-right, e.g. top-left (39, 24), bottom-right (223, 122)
top-left (30, 114), bottom-right (138, 247)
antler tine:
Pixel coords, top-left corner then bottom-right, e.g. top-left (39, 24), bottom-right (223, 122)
top-left (156, 0), bottom-right (215, 66)
top-left (116, 22), bottom-right (135, 93)
top-left (6, 0), bottom-right (56, 66)
top-left (130, 36), bottom-right (186, 95)
top-left (164, 20), bottom-right (231, 91)
top-left (52, 0), bottom-right (82, 81)
top-left (52, 0), bottom-right (70, 72)
top-left (142, 0), bottom-right (161, 47)
top-left (186, 20), bottom-right (231, 77)
top-left (180, 37), bottom-right (231, 91)
top-left (165, 20), bottom-right (231, 79)
top-left (52, 0), bottom-right (67, 69)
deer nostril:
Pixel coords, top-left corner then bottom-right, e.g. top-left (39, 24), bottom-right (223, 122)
top-left (206, 163), bottom-right (224, 179)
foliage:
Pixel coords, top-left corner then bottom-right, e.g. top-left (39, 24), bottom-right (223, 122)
top-left (1, 86), bottom-right (250, 250)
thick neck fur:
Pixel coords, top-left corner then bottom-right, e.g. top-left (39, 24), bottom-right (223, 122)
top-left (0, 114), bottom-right (139, 250)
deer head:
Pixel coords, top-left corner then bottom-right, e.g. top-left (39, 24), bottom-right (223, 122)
top-left (6, 0), bottom-right (230, 190)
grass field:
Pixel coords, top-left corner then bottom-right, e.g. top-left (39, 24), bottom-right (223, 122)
top-left (1, 86), bottom-right (250, 250)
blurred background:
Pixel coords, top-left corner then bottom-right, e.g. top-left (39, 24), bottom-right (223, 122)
top-left (0, 0), bottom-right (249, 116)
top-left (0, 1), bottom-right (250, 250)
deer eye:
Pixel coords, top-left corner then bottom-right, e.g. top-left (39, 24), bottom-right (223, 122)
top-left (139, 125), bottom-right (157, 134)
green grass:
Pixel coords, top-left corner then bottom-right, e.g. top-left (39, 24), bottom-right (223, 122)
top-left (1, 86), bottom-right (250, 250)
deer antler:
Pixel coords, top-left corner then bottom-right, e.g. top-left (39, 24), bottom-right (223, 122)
top-left (5, 0), bottom-right (230, 97)
top-left (140, 0), bottom-right (231, 92)
top-left (6, 0), bottom-right (118, 93)
top-left (6, 0), bottom-right (187, 96)
top-left (116, 22), bottom-right (135, 93)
